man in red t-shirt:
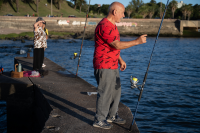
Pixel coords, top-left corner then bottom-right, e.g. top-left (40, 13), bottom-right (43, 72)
top-left (93, 2), bottom-right (147, 129)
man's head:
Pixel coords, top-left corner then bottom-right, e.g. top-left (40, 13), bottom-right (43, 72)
top-left (107, 2), bottom-right (125, 23)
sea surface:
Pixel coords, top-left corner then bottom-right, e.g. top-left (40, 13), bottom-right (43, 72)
top-left (0, 37), bottom-right (200, 133)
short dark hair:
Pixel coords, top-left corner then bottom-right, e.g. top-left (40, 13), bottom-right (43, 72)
top-left (36, 17), bottom-right (44, 22)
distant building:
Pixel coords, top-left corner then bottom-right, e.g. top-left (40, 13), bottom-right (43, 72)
top-left (177, 1), bottom-right (185, 8)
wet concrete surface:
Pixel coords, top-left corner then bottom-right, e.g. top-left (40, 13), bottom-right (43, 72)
top-left (14, 57), bottom-right (140, 133)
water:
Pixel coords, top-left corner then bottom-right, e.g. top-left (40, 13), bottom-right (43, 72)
top-left (0, 37), bottom-right (200, 133)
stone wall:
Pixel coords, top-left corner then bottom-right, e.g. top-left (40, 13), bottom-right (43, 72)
top-left (0, 16), bottom-right (181, 36)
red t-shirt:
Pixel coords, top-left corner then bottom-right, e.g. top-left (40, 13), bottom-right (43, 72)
top-left (93, 18), bottom-right (120, 69)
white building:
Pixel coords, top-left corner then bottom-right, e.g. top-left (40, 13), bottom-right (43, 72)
top-left (177, 1), bottom-right (185, 8)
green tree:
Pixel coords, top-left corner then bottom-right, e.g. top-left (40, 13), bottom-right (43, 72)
top-left (186, 4), bottom-right (193, 20)
top-left (90, 4), bottom-right (99, 14)
top-left (181, 4), bottom-right (187, 20)
top-left (138, 4), bottom-right (148, 18)
top-left (146, 2), bottom-right (157, 19)
top-left (129, 0), bottom-right (143, 15)
top-left (157, 2), bottom-right (165, 18)
top-left (126, 5), bottom-right (133, 18)
top-left (71, 0), bottom-right (77, 9)
top-left (66, 1), bottom-right (74, 8)
top-left (77, 0), bottom-right (86, 13)
top-left (100, 4), bottom-right (109, 15)
top-left (58, 0), bottom-right (63, 10)
top-left (169, 0), bottom-right (178, 19)
top-left (150, 0), bottom-right (156, 4)
top-left (191, 4), bottom-right (200, 20)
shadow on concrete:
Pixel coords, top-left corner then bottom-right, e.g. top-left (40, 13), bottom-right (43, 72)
top-left (0, 72), bottom-right (52, 133)
top-left (175, 20), bottom-right (180, 32)
top-left (14, 58), bottom-right (33, 70)
top-left (40, 88), bottom-right (95, 125)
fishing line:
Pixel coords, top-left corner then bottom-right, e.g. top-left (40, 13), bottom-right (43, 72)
top-left (76, 0), bottom-right (91, 77)
top-left (129, 0), bottom-right (170, 131)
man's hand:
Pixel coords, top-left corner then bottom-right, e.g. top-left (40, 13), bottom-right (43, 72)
top-left (136, 34), bottom-right (147, 44)
top-left (119, 57), bottom-right (126, 71)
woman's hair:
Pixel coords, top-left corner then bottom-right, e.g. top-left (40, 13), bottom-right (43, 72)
top-left (36, 17), bottom-right (44, 22)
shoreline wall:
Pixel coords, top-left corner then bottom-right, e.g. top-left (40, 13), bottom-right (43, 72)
top-left (0, 16), bottom-right (183, 36)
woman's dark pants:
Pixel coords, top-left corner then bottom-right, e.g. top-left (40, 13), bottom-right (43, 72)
top-left (33, 48), bottom-right (44, 71)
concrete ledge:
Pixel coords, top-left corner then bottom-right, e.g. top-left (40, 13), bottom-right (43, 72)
top-left (0, 16), bottom-right (181, 35)
top-left (13, 57), bottom-right (140, 133)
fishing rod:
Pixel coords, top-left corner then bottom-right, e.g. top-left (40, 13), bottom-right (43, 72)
top-left (76, 0), bottom-right (91, 77)
top-left (129, 0), bottom-right (170, 131)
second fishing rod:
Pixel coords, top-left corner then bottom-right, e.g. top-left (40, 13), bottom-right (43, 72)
top-left (76, 0), bottom-right (91, 77)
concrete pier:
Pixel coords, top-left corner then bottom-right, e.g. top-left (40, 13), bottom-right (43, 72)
top-left (0, 57), bottom-right (140, 133)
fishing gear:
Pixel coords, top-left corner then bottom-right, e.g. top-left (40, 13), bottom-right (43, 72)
top-left (0, 65), bottom-right (3, 74)
top-left (75, 0), bottom-right (91, 77)
top-left (129, 0), bottom-right (170, 131)
top-left (71, 53), bottom-right (78, 59)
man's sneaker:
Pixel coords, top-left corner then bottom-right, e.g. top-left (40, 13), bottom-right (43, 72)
top-left (93, 120), bottom-right (113, 129)
top-left (107, 115), bottom-right (126, 124)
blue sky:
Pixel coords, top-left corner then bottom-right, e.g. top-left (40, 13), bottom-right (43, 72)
top-left (88, 0), bottom-right (200, 7)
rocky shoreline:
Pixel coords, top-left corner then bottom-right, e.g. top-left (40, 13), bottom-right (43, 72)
top-left (0, 31), bottom-right (199, 42)
top-left (0, 32), bottom-right (95, 41)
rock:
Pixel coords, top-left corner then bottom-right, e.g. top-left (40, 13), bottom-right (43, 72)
top-left (89, 37), bottom-right (94, 41)
top-left (49, 35), bottom-right (59, 39)
top-left (12, 46), bottom-right (20, 48)
top-left (24, 35), bottom-right (30, 39)
top-left (59, 36), bottom-right (66, 39)
top-left (68, 40), bottom-right (77, 43)
top-left (27, 37), bottom-right (34, 40)
top-left (16, 50), bottom-right (26, 54)
top-left (28, 48), bottom-right (32, 52)
top-left (0, 46), bottom-right (8, 49)
top-left (24, 45), bottom-right (33, 48)
top-left (21, 39), bottom-right (25, 43)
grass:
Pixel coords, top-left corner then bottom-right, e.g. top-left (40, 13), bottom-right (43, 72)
top-left (0, 31), bottom-right (75, 39)
top-left (0, 0), bottom-right (105, 18)
top-left (0, 32), bottom-right (34, 39)
top-left (48, 31), bottom-right (75, 36)
top-left (183, 30), bottom-right (200, 37)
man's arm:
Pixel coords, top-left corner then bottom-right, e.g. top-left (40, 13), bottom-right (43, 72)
top-left (118, 55), bottom-right (126, 71)
top-left (109, 34), bottom-right (147, 50)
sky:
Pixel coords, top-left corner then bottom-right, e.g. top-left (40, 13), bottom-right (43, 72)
top-left (89, 0), bottom-right (200, 7)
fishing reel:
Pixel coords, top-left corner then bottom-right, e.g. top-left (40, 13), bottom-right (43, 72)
top-left (71, 53), bottom-right (78, 59)
top-left (130, 76), bottom-right (142, 91)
